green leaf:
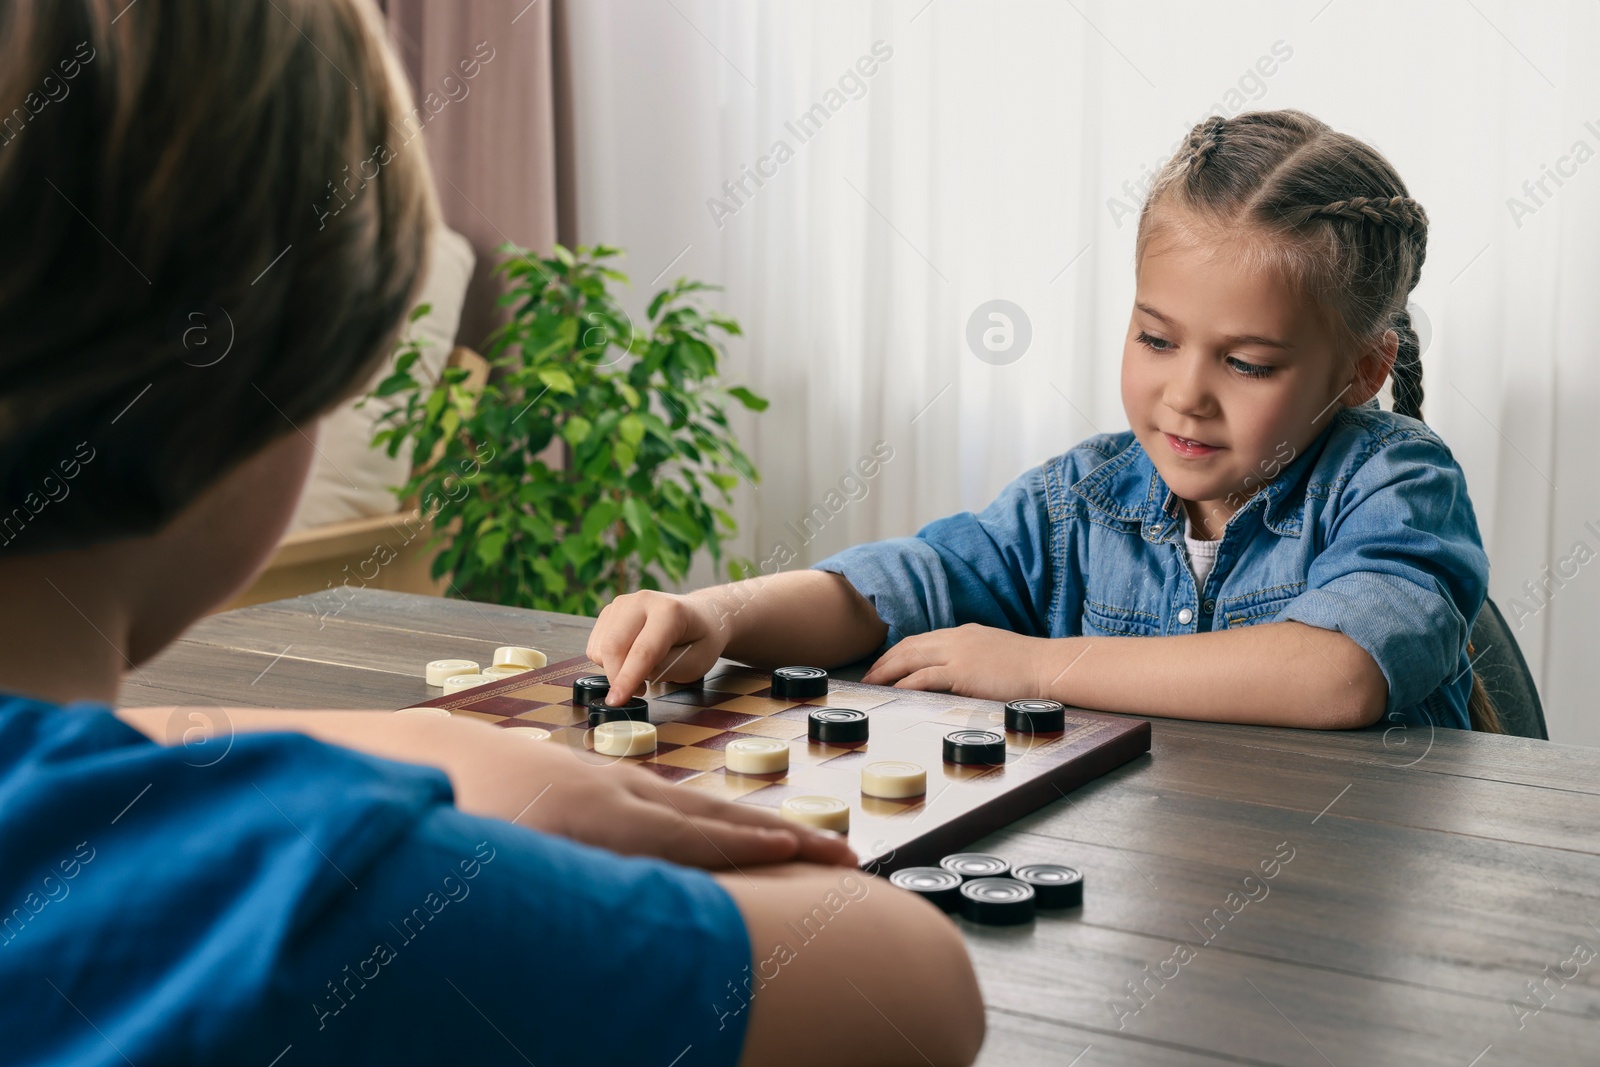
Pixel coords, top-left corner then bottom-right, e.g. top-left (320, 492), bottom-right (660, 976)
top-left (537, 368), bottom-right (576, 395)
top-left (518, 511), bottom-right (555, 543)
top-left (621, 496), bottom-right (650, 538)
top-left (636, 522), bottom-right (660, 565)
top-left (658, 543), bottom-right (689, 580)
top-left (562, 416), bottom-right (593, 446)
top-left (580, 499), bottom-right (622, 541)
top-left (561, 536), bottom-right (598, 571)
top-left (409, 302), bottom-right (433, 324)
top-left (647, 289), bottom-right (670, 321)
top-left (371, 371), bottom-right (417, 399)
top-left (727, 386), bottom-right (768, 412)
top-left (618, 414), bottom-right (645, 446)
top-left (532, 556), bottom-right (568, 595)
top-left (475, 529), bottom-right (509, 566)
top-left (658, 509), bottom-right (702, 546)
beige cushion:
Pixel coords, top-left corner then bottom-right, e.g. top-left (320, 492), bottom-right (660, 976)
top-left (287, 226), bottom-right (476, 533)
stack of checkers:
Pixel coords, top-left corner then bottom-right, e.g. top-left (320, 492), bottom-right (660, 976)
top-left (424, 646), bottom-right (551, 695)
top-left (888, 852), bottom-right (1084, 926)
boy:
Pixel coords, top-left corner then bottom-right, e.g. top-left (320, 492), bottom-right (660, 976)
top-left (0, 2), bottom-right (983, 1064)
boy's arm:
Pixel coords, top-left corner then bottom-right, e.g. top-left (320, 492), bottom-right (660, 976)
top-left (114, 705), bottom-right (856, 867)
top-left (718, 865), bottom-right (985, 1067)
top-left (864, 621), bottom-right (1388, 729)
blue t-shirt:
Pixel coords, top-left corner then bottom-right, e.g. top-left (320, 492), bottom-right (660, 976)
top-left (815, 405), bottom-right (1490, 729)
top-left (0, 698), bottom-right (753, 1066)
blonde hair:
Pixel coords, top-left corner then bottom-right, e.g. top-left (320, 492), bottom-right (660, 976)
top-left (1136, 109), bottom-right (1501, 733)
top-left (1136, 109), bottom-right (1427, 419)
top-left (0, 0), bottom-right (437, 551)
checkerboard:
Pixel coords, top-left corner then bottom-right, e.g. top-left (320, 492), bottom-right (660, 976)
top-left (404, 656), bottom-right (1151, 872)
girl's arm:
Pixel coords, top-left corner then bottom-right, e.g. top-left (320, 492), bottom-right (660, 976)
top-left (863, 620), bottom-right (1388, 729)
top-left (592, 463), bottom-right (1054, 704)
top-left (700, 569), bottom-right (889, 667)
top-left (1051, 622), bottom-right (1388, 727)
top-left (589, 570), bottom-right (888, 703)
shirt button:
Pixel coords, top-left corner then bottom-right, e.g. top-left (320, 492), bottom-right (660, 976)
top-left (1202, 599), bottom-right (1216, 613)
top-left (1177, 608), bottom-right (1194, 624)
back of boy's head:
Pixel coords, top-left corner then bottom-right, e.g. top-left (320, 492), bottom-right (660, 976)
top-left (0, 0), bottom-right (436, 555)
top-left (1136, 109), bottom-right (1429, 421)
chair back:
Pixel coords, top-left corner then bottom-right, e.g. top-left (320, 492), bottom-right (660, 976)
top-left (1471, 598), bottom-right (1547, 740)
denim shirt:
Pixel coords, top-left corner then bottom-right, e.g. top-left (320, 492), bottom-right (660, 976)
top-left (814, 404), bottom-right (1490, 729)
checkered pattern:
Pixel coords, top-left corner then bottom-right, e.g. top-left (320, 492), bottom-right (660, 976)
top-left (406, 656), bottom-right (1150, 871)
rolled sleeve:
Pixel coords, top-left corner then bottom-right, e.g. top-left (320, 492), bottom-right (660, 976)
top-left (1278, 435), bottom-right (1489, 716)
top-left (813, 465), bottom-right (1054, 649)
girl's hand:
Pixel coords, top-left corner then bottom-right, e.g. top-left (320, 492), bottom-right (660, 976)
top-left (862, 623), bottom-right (1065, 702)
top-left (587, 590), bottom-right (729, 704)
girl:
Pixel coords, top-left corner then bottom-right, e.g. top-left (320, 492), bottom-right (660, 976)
top-left (591, 108), bottom-right (1498, 734)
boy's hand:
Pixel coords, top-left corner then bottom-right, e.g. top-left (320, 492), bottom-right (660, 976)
top-left (587, 590), bottom-right (729, 704)
top-left (116, 705), bottom-right (858, 870)
top-left (862, 623), bottom-right (1066, 702)
top-left (510, 741), bottom-right (858, 869)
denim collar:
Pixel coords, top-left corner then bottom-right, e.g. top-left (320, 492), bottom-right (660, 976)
top-left (1070, 419), bottom-right (1342, 544)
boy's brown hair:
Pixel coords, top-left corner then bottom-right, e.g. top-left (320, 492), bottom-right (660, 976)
top-left (0, 0), bottom-right (436, 553)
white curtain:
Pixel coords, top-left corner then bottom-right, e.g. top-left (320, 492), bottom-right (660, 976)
top-left (566, 0), bottom-right (1600, 746)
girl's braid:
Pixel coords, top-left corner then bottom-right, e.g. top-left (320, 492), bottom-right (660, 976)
top-left (1286, 196), bottom-right (1430, 419)
top-left (1187, 116), bottom-right (1228, 174)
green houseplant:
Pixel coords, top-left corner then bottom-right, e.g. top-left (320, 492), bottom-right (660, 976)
top-left (370, 243), bottom-right (768, 616)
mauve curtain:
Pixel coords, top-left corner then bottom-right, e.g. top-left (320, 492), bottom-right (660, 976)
top-left (379, 0), bottom-right (565, 350)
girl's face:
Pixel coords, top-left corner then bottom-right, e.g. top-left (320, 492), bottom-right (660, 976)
top-left (1120, 226), bottom-right (1376, 537)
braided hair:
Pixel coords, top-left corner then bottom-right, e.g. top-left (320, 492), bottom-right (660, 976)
top-left (1278, 195), bottom-right (1429, 420)
top-left (1136, 110), bottom-right (1503, 732)
top-left (1186, 115), bottom-right (1228, 177)
top-left (1139, 110), bottom-right (1430, 419)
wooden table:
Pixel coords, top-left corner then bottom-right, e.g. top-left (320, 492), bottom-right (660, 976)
top-left (122, 590), bottom-right (1600, 1066)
